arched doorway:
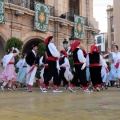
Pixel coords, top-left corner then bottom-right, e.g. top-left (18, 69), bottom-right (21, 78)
top-left (0, 36), bottom-right (5, 72)
top-left (22, 38), bottom-right (43, 54)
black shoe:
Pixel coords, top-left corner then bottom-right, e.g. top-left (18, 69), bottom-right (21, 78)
top-left (105, 85), bottom-right (108, 89)
top-left (26, 89), bottom-right (32, 92)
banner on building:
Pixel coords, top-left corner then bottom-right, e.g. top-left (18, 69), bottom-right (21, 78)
top-left (74, 15), bottom-right (85, 39)
top-left (34, 1), bottom-right (50, 32)
top-left (0, 0), bottom-right (4, 24)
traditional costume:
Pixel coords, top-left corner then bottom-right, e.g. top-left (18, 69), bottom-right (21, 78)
top-left (108, 51), bottom-right (120, 88)
top-left (101, 58), bottom-right (109, 89)
top-left (40, 36), bottom-right (62, 93)
top-left (26, 45), bottom-right (39, 92)
top-left (70, 40), bottom-right (90, 92)
top-left (86, 45), bottom-right (104, 91)
top-left (59, 50), bottom-right (74, 92)
top-left (16, 57), bottom-right (27, 84)
top-left (39, 55), bottom-right (50, 88)
top-left (0, 48), bottom-right (19, 91)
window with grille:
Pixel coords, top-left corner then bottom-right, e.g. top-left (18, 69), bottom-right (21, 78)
top-left (8, 0), bottom-right (45, 10)
top-left (30, 0), bottom-right (44, 10)
top-left (68, 0), bottom-right (79, 22)
top-left (69, 0), bottom-right (79, 15)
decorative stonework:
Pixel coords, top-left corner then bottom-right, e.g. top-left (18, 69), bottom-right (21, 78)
top-left (0, 0), bottom-right (4, 24)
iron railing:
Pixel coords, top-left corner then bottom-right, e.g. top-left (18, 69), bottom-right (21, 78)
top-left (5, 0), bottom-right (54, 16)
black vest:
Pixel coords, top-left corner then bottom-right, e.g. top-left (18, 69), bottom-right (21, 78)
top-left (73, 48), bottom-right (80, 63)
top-left (26, 51), bottom-right (39, 66)
top-left (59, 56), bottom-right (65, 65)
top-left (89, 52), bottom-right (100, 64)
top-left (42, 56), bottom-right (48, 64)
top-left (46, 45), bottom-right (52, 57)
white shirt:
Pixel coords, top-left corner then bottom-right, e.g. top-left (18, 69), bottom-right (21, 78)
top-left (77, 48), bottom-right (86, 63)
top-left (48, 43), bottom-right (60, 58)
top-left (39, 56), bottom-right (43, 66)
top-left (32, 50), bottom-right (37, 57)
top-left (60, 56), bottom-right (70, 68)
top-left (110, 52), bottom-right (120, 63)
top-left (16, 59), bottom-right (26, 69)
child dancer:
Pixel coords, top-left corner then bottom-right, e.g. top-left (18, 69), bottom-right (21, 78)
top-left (59, 50), bottom-right (74, 92)
top-left (16, 53), bottom-right (27, 87)
top-left (0, 47), bottom-right (19, 91)
top-left (101, 57), bottom-right (109, 89)
top-left (40, 36), bottom-right (62, 93)
top-left (86, 45), bottom-right (104, 91)
top-left (70, 40), bottom-right (91, 92)
top-left (108, 45), bottom-right (120, 90)
top-left (26, 45), bottom-right (39, 92)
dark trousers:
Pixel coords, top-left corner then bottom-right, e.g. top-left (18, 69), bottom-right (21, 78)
top-left (71, 64), bottom-right (87, 87)
top-left (89, 66), bottom-right (102, 86)
top-left (58, 68), bottom-right (69, 86)
top-left (44, 60), bottom-right (59, 86)
top-left (43, 68), bottom-right (49, 81)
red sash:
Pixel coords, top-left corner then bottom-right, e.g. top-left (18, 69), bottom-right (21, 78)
top-left (47, 56), bottom-right (56, 61)
top-left (8, 62), bottom-right (14, 64)
top-left (28, 65), bottom-right (37, 74)
top-left (74, 62), bottom-right (84, 65)
top-left (89, 63), bottom-right (100, 67)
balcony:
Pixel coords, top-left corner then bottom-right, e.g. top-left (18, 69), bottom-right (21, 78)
top-left (5, 0), bottom-right (54, 16)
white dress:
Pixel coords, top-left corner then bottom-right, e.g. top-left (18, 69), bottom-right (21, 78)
top-left (16, 59), bottom-right (27, 83)
top-left (109, 52), bottom-right (120, 81)
top-left (101, 59), bottom-right (109, 83)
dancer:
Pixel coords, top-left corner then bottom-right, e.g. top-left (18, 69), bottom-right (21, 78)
top-left (26, 45), bottom-right (39, 92)
top-left (16, 53), bottom-right (27, 87)
top-left (101, 56), bottom-right (109, 89)
top-left (39, 52), bottom-right (51, 88)
top-left (70, 40), bottom-right (91, 92)
top-left (40, 36), bottom-right (62, 93)
top-left (86, 45), bottom-right (104, 91)
top-left (0, 47), bottom-right (19, 91)
top-left (59, 50), bottom-right (74, 92)
top-left (108, 45), bottom-right (120, 90)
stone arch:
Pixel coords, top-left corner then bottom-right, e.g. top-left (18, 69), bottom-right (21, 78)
top-left (22, 37), bottom-right (44, 54)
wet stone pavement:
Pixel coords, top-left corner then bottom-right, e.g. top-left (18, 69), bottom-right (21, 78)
top-left (0, 87), bottom-right (120, 120)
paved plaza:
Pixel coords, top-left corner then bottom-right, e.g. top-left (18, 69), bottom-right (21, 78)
top-left (0, 87), bottom-right (120, 120)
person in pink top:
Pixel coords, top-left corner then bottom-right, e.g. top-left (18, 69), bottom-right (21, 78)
top-left (0, 47), bottom-right (19, 91)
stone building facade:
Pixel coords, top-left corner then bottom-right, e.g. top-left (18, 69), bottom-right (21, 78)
top-left (0, 0), bottom-right (99, 58)
top-left (113, 0), bottom-right (120, 51)
top-left (106, 5), bottom-right (114, 49)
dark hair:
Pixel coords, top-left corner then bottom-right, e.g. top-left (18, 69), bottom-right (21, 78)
top-left (21, 53), bottom-right (26, 58)
top-left (113, 45), bottom-right (118, 50)
top-left (7, 48), bottom-right (13, 53)
top-left (31, 44), bottom-right (38, 49)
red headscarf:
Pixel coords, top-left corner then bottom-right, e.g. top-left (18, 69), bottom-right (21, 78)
top-left (90, 45), bottom-right (99, 53)
top-left (60, 50), bottom-right (68, 57)
top-left (44, 36), bottom-right (53, 44)
top-left (71, 40), bottom-right (80, 52)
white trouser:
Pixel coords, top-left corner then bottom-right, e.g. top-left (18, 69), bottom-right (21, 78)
top-left (26, 64), bottom-right (37, 86)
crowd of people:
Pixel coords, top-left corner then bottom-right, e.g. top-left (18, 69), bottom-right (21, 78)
top-left (0, 36), bottom-right (120, 93)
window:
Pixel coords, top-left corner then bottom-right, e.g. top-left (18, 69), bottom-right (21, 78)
top-left (30, 0), bottom-right (45, 10)
top-left (98, 45), bottom-right (102, 52)
top-left (8, 0), bottom-right (45, 10)
top-left (97, 36), bottom-right (102, 44)
top-left (68, 0), bottom-right (80, 21)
